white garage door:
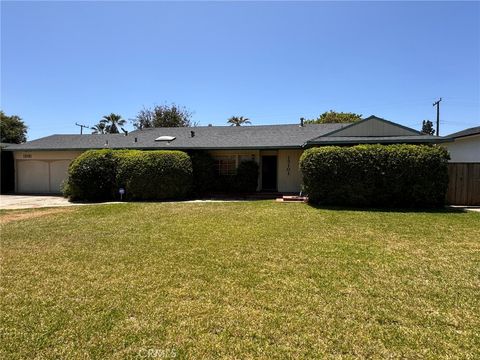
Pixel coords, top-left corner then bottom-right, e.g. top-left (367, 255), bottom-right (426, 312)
top-left (49, 160), bottom-right (71, 193)
top-left (17, 160), bottom-right (50, 193)
top-left (16, 160), bottom-right (71, 194)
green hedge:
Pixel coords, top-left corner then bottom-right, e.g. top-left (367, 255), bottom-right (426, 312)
top-left (117, 150), bottom-right (192, 200)
top-left (214, 161), bottom-right (259, 193)
top-left (65, 149), bottom-right (119, 201)
top-left (300, 145), bottom-right (449, 208)
top-left (234, 160), bottom-right (259, 193)
top-left (65, 150), bottom-right (192, 201)
top-left (189, 151), bottom-right (259, 194)
top-left (189, 151), bottom-right (217, 195)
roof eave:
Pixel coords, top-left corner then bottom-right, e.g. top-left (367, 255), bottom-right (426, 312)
top-left (447, 132), bottom-right (480, 140)
top-left (304, 138), bottom-right (452, 147)
top-left (5, 145), bottom-right (305, 151)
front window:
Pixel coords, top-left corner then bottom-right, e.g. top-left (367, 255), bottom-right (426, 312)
top-left (215, 156), bottom-right (236, 176)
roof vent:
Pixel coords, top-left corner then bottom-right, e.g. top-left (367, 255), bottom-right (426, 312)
top-left (190, 131), bottom-right (195, 138)
top-left (155, 136), bottom-right (176, 142)
top-left (300, 117), bottom-right (305, 127)
top-left (208, 124), bottom-right (213, 127)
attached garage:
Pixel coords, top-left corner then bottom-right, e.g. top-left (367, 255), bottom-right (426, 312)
top-left (14, 151), bottom-right (82, 194)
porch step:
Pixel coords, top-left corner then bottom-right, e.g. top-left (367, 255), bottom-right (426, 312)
top-left (276, 195), bottom-right (308, 203)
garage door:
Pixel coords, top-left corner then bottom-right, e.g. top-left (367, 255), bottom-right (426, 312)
top-left (16, 160), bottom-right (71, 194)
top-left (49, 160), bottom-right (71, 193)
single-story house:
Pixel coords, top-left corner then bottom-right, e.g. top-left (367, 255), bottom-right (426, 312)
top-left (4, 115), bottom-right (449, 194)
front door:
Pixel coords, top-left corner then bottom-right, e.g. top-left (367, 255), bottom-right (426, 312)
top-left (262, 156), bottom-right (277, 191)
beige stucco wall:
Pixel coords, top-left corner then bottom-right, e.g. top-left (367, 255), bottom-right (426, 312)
top-left (334, 118), bottom-right (416, 136)
top-left (442, 134), bottom-right (480, 163)
top-left (277, 149), bottom-right (303, 193)
top-left (14, 151), bottom-right (83, 193)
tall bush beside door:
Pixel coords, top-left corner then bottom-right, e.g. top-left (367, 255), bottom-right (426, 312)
top-left (300, 144), bottom-right (450, 208)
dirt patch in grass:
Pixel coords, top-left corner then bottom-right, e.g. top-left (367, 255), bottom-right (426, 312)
top-left (0, 207), bottom-right (75, 224)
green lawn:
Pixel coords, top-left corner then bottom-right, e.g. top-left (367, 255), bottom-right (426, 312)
top-left (1, 202), bottom-right (479, 359)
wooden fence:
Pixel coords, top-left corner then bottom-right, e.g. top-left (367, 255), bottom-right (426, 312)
top-left (447, 163), bottom-right (480, 205)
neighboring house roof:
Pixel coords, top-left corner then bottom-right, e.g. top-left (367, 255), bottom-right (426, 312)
top-left (445, 126), bottom-right (480, 139)
top-left (4, 116), bottom-right (450, 151)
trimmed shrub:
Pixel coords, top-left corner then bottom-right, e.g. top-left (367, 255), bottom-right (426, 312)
top-left (213, 160), bottom-right (259, 193)
top-left (186, 152), bottom-right (259, 194)
top-left (65, 149), bottom-right (193, 201)
top-left (116, 150), bottom-right (192, 200)
top-left (234, 160), bottom-right (259, 193)
top-left (300, 145), bottom-right (449, 208)
top-left (65, 149), bottom-right (119, 201)
top-left (189, 151), bottom-right (216, 195)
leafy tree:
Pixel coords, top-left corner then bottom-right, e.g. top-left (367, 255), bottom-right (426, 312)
top-left (227, 116), bottom-right (251, 126)
top-left (91, 122), bottom-right (107, 134)
top-left (0, 111), bottom-right (27, 143)
top-left (305, 111), bottom-right (362, 124)
top-left (133, 107), bottom-right (154, 129)
top-left (100, 113), bottom-right (126, 134)
top-left (421, 120), bottom-right (435, 135)
top-left (133, 103), bottom-right (195, 129)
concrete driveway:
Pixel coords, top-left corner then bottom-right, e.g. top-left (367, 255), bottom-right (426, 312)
top-left (0, 195), bottom-right (76, 210)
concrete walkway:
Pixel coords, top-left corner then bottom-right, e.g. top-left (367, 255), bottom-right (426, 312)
top-left (0, 195), bottom-right (78, 210)
top-left (2, 194), bottom-right (479, 212)
top-left (448, 205), bottom-right (480, 213)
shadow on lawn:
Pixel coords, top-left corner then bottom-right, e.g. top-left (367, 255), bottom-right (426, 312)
top-left (306, 203), bottom-right (469, 214)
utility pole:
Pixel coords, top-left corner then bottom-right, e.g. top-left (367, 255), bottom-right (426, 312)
top-left (75, 122), bottom-right (90, 135)
top-left (432, 98), bottom-right (442, 136)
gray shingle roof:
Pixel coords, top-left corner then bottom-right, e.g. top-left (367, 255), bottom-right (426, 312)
top-left (446, 126), bottom-right (480, 139)
top-left (4, 119), bottom-right (451, 151)
top-left (4, 123), bottom-right (348, 151)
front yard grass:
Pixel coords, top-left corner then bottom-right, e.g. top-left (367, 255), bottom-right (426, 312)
top-left (1, 201), bottom-right (479, 358)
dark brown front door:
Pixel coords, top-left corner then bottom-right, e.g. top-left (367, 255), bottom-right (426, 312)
top-left (262, 156), bottom-right (277, 191)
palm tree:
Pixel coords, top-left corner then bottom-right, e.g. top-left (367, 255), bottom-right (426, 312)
top-left (91, 122), bottom-right (107, 134)
top-left (227, 116), bottom-right (251, 127)
top-left (100, 113), bottom-right (126, 134)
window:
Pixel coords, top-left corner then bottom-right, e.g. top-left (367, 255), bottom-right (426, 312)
top-left (215, 156), bottom-right (236, 176)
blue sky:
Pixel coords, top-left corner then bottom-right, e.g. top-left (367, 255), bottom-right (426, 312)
top-left (1, 1), bottom-right (479, 140)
